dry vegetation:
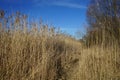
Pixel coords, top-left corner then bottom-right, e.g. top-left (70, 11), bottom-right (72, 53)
top-left (0, 10), bottom-right (120, 80)
top-left (0, 12), bottom-right (82, 80)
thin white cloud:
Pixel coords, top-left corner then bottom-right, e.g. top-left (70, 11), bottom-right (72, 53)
top-left (33, 0), bottom-right (86, 9)
top-left (51, 2), bottom-right (87, 9)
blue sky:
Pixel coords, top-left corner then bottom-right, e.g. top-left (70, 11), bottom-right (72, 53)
top-left (0, 0), bottom-right (90, 38)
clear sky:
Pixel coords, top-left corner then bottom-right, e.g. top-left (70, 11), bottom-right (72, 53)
top-left (0, 0), bottom-right (90, 38)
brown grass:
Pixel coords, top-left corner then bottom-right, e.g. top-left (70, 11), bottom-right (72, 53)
top-left (0, 11), bottom-right (120, 80)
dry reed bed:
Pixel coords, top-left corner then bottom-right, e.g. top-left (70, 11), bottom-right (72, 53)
top-left (1, 28), bottom-right (120, 80)
top-left (0, 27), bottom-right (81, 80)
top-left (77, 46), bottom-right (120, 80)
top-left (0, 11), bottom-right (120, 80)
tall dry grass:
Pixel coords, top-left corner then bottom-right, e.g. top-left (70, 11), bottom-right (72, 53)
top-left (0, 11), bottom-right (81, 80)
top-left (75, 24), bottom-right (120, 80)
top-left (0, 11), bottom-right (120, 80)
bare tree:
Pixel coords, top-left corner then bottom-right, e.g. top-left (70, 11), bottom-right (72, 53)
top-left (85, 0), bottom-right (120, 47)
top-left (87, 0), bottom-right (120, 29)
